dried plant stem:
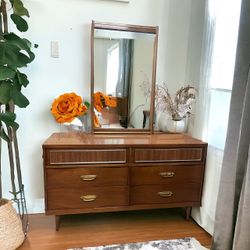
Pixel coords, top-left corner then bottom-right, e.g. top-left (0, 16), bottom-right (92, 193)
top-left (156, 83), bottom-right (197, 120)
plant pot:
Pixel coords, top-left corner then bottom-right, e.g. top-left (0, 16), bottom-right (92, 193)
top-left (156, 112), bottom-right (187, 133)
top-left (0, 199), bottom-right (25, 250)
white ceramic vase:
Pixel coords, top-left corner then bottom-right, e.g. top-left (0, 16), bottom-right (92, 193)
top-left (156, 112), bottom-right (187, 133)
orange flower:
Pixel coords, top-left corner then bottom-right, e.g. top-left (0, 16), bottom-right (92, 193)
top-left (93, 113), bottom-right (100, 128)
top-left (94, 92), bottom-right (117, 111)
top-left (94, 92), bottom-right (106, 112)
top-left (105, 96), bottom-right (117, 108)
top-left (51, 93), bottom-right (88, 123)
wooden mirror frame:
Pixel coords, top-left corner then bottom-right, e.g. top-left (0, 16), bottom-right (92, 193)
top-left (90, 20), bottom-right (159, 134)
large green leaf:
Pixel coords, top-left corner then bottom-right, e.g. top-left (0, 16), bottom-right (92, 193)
top-left (22, 38), bottom-right (31, 49)
top-left (4, 33), bottom-right (30, 51)
top-left (16, 52), bottom-right (31, 67)
top-left (12, 76), bottom-right (22, 91)
top-left (4, 33), bottom-right (35, 65)
top-left (10, 86), bottom-right (30, 108)
top-left (12, 0), bottom-right (30, 17)
top-left (0, 112), bottom-right (16, 123)
top-left (0, 42), bottom-right (18, 67)
top-left (0, 125), bottom-right (9, 142)
top-left (17, 71), bottom-right (29, 87)
top-left (0, 66), bottom-right (16, 80)
top-left (11, 14), bottom-right (28, 32)
top-left (0, 112), bottom-right (19, 131)
top-left (0, 82), bottom-right (11, 103)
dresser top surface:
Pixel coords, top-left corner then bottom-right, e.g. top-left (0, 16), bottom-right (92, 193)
top-left (43, 132), bottom-right (207, 148)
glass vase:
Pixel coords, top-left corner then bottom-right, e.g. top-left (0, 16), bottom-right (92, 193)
top-left (60, 117), bottom-right (85, 133)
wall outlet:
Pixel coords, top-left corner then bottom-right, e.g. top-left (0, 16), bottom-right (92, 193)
top-left (51, 41), bottom-right (59, 58)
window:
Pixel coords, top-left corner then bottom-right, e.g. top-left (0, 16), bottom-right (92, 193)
top-left (206, 0), bottom-right (241, 150)
top-left (106, 43), bottom-right (119, 96)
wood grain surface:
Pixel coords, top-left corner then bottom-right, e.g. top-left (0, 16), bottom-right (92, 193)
top-left (43, 133), bottom-right (207, 229)
top-left (46, 166), bottom-right (128, 188)
top-left (19, 209), bottom-right (212, 250)
top-left (131, 165), bottom-right (203, 185)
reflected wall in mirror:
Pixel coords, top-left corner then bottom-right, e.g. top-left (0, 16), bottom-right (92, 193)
top-left (91, 21), bottom-right (158, 133)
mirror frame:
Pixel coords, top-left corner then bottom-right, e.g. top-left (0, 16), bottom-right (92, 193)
top-left (91, 20), bottom-right (159, 134)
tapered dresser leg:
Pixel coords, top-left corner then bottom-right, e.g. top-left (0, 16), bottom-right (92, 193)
top-left (185, 207), bottom-right (192, 220)
top-left (55, 215), bottom-right (61, 231)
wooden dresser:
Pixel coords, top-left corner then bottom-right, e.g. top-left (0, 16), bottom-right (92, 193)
top-left (43, 132), bottom-right (207, 230)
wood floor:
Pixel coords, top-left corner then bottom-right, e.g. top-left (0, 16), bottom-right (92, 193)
top-left (19, 208), bottom-right (212, 250)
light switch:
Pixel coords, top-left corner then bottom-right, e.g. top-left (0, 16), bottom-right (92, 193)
top-left (51, 41), bottom-right (59, 58)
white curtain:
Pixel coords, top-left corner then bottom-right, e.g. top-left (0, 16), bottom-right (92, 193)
top-left (191, 0), bottom-right (219, 234)
top-left (191, 0), bottom-right (241, 234)
top-left (211, 0), bottom-right (250, 245)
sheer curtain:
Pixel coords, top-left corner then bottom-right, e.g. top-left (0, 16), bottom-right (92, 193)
top-left (211, 0), bottom-right (250, 247)
top-left (116, 39), bottom-right (134, 97)
top-left (192, 0), bottom-right (241, 234)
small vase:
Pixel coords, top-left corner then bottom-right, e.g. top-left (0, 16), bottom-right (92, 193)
top-left (60, 118), bottom-right (85, 133)
top-left (156, 112), bottom-right (187, 133)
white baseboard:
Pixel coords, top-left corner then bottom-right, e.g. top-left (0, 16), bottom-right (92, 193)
top-left (27, 198), bottom-right (45, 214)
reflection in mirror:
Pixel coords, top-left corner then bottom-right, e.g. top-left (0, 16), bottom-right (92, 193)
top-left (92, 22), bottom-right (158, 132)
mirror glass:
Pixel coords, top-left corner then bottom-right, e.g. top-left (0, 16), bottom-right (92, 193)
top-left (92, 22), bottom-right (158, 132)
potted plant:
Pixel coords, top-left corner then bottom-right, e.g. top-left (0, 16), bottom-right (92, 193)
top-left (0, 0), bottom-right (36, 248)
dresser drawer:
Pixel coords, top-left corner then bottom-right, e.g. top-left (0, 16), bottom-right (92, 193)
top-left (131, 165), bottom-right (203, 186)
top-left (46, 166), bottom-right (128, 188)
top-left (47, 186), bottom-right (128, 210)
top-left (46, 149), bottom-right (127, 165)
top-left (134, 148), bottom-right (203, 163)
top-left (131, 184), bottom-right (201, 205)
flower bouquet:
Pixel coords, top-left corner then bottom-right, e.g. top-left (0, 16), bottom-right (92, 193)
top-left (51, 92), bottom-right (90, 131)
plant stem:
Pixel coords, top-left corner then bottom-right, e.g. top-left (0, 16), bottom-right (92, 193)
top-left (1, 0), bottom-right (8, 33)
top-left (0, 131), bottom-right (2, 199)
top-left (13, 129), bottom-right (29, 233)
top-left (128, 103), bottom-right (145, 127)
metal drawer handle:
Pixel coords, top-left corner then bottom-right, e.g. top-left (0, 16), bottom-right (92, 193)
top-left (159, 172), bottom-right (175, 178)
top-left (80, 195), bottom-right (97, 202)
top-left (158, 191), bottom-right (173, 197)
top-left (80, 174), bottom-right (97, 181)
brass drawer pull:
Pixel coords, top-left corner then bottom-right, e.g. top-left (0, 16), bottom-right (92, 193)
top-left (159, 172), bottom-right (175, 178)
top-left (158, 191), bottom-right (173, 197)
top-left (80, 195), bottom-right (97, 202)
top-left (80, 174), bottom-right (97, 181)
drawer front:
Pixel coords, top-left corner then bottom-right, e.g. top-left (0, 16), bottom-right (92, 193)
top-left (131, 165), bottom-right (203, 186)
top-left (47, 186), bottom-right (128, 210)
top-left (131, 184), bottom-right (201, 205)
top-left (47, 149), bottom-right (126, 165)
top-left (46, 166), bottom-right (128, 188)
top-left (134, 148), bottom-right (203, 163)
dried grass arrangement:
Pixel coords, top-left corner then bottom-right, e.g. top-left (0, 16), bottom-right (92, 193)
top-left (156, 84), bottom-right (197, 121)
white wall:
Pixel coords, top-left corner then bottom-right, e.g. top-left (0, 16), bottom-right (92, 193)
top-left (1, 0), bottom-right (205, 213)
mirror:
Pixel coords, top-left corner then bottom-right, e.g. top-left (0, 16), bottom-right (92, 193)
top-left (91, 21), bottom-right (158, 133)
